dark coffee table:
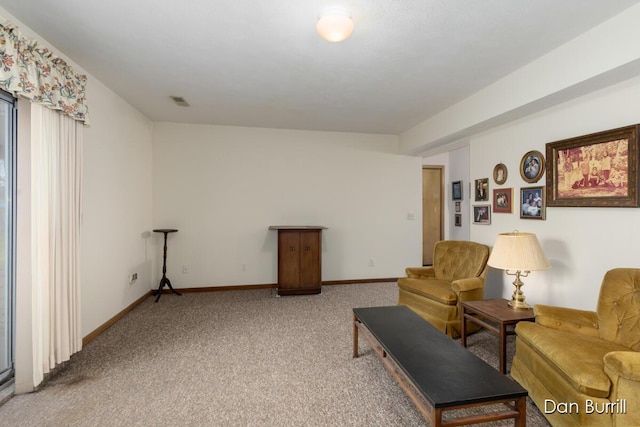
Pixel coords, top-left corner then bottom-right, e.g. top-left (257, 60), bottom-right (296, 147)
top-left (353, 306), bottom-right (527, 427)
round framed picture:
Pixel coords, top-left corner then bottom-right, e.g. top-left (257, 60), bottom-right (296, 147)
top-left (493, 163), bottom-right (508, 185)
top-left (520, 150), bottom-right (545, 183)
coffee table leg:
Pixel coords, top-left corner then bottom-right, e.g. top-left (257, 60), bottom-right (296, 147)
top-left (432, 407), bottom-right (443, 427)
top-left (353, 314), bottom-right (359, 358)
top-left (515, 396), bottom-right (527, 427)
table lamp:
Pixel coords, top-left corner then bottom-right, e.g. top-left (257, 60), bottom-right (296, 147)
top-left (487, 231), bottom-right (551, 310)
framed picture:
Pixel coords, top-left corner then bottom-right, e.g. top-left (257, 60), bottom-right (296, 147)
top-left (452, 180), bottom-right (463, 200)
top-left (520, 186), bottom-right (546, 220)
top-left (520, 150), bottom-right (545, 183)
top-left (493, 188), bottom-right (513, 213)
top-left (474, 178), bottom-right (489, 201)
top-left (472, 205), bottom-right (491, 224)
top-left (493, 163), bottom-right (508, 185)
top-left (454, 201), bottom-right (461, 212)
top-left (545, 124), bottom-right (640, 207)
top-left (454, 214), bottom-right (462, 227)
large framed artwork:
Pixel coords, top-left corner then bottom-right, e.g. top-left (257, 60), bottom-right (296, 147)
top-left (545, 125), bottom-right (640, 207)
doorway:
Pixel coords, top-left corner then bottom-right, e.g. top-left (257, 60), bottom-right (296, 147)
top-left (422, 166), bottom-right (443, 266)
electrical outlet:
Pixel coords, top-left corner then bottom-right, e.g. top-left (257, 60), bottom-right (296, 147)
top-left (242, 264), bottom-right (247, 271)
top-left (182, 265), bottom-right (190, 274)
top-left (128, 273), bottom-right (138, 285)
top-left (368, 258), bottom-right (375, 267)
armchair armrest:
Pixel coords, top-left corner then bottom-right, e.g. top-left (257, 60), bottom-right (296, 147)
top-left (452, 277), bottom-right (485, 301)
top-left (534, 304), bottom-right (599, 338)
top-left (604, 351), bottom-right (640, 426)
top-left (405, 267), bottom-right (435, 279)
top-left (605, 351), bottom-right (640, 382)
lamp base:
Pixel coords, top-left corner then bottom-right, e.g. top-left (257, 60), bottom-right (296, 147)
top-left (507, 270), bottom-right (532, 310)
top-left (508, 297), bottom-right (531, 310)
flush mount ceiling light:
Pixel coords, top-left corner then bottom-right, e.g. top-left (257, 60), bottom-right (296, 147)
top-left (316, 7), bottom-right (354, 42)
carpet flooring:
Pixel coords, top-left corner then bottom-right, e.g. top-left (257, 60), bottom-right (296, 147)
top-left (0, 282), bottom-right (550, 426)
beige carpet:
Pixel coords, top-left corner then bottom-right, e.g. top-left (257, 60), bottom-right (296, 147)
top-left (0, 283), bottom-right (549, 426)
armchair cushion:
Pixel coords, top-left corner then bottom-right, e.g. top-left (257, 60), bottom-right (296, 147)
top-left (515, 321), bottom-right (628, 398)
top-left (398, 278), bottom-right (457, 305)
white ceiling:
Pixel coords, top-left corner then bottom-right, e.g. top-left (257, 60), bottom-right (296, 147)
top-left (1, 0), bottom-right (639, 135)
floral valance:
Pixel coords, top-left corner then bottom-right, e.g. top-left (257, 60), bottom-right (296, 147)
top-left (0, 19), bottom-right (89, 124)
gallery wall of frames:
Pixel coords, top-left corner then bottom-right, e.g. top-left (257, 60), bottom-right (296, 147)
top-left (454, 124), bottom-right (639, 226)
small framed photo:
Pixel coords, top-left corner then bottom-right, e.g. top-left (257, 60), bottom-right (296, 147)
top-left (520, 186), bottom-right (546, 220)
top-left (454, 201), bottom-right (461, 212)
top-left (474, 178), bottom-right (489, 201)
top-left (472, 205), bottom-right (491, 224)
top-left (452, 180), bottom-right (463, 200)
top-left (493, 188), bottom-right (513, 213)
top-left (520, 150), bottom-right (545, 183)
top-left (493, 163), bottom-right (508, 185)
top-left (454, 214), bottom-right (462, 227)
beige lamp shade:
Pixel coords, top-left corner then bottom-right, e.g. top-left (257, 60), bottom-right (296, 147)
top-left (316, 8), bottom-right (354, 42)
top-left (488, 231), bottom-right (550, 272)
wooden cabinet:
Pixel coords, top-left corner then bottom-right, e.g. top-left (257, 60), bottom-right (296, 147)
top-left (269, 226), bottom-right (326, 296)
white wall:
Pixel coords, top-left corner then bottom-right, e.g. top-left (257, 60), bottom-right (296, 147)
top-left (152, 123), bottom-right (422, 287)
top-left (447, 146), bottom-right (471, 241)
top-left (469, 75), bottom-right (640, 310)
top-left (81, 79), bottom-right (153, 335)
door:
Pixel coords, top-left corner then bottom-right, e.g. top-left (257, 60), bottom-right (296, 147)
top-left (278, 230), bottom-right (300, 289)
top-left (0, 90), bottom-right (16, 387)
top-left (299, 230), bottom-right (320, 288)
top-left (422, 166), bottom-right (443, 266)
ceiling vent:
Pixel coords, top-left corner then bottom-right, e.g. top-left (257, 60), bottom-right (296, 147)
top-left (170, 96), bottom-right (190, 107)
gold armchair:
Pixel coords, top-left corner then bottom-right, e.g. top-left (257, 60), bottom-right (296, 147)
top-left (397, 240), bottom-right (490, 338)
top-left (511, 268), bottom-right (640, 427)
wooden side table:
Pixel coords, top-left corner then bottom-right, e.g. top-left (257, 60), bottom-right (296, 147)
top-left (461, 298), bottom-right (535, 374)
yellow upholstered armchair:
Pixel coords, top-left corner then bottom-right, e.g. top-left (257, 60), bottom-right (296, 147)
top-left (397, 240), bottom-right (490, 338)
top-left (511, 268), bottom-right (640, 427)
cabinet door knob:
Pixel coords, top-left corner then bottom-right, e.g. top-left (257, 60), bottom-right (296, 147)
top-left (305, 246), bottom-right (311, 251)
top-left (289, 246), bottom-right (296, 251)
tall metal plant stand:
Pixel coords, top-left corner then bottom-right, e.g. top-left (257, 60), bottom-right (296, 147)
top-left (153, 229), bottom-right (182, 302)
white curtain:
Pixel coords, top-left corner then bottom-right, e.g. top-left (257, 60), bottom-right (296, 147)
top-left (30, 103), bottom-right (83, 386)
